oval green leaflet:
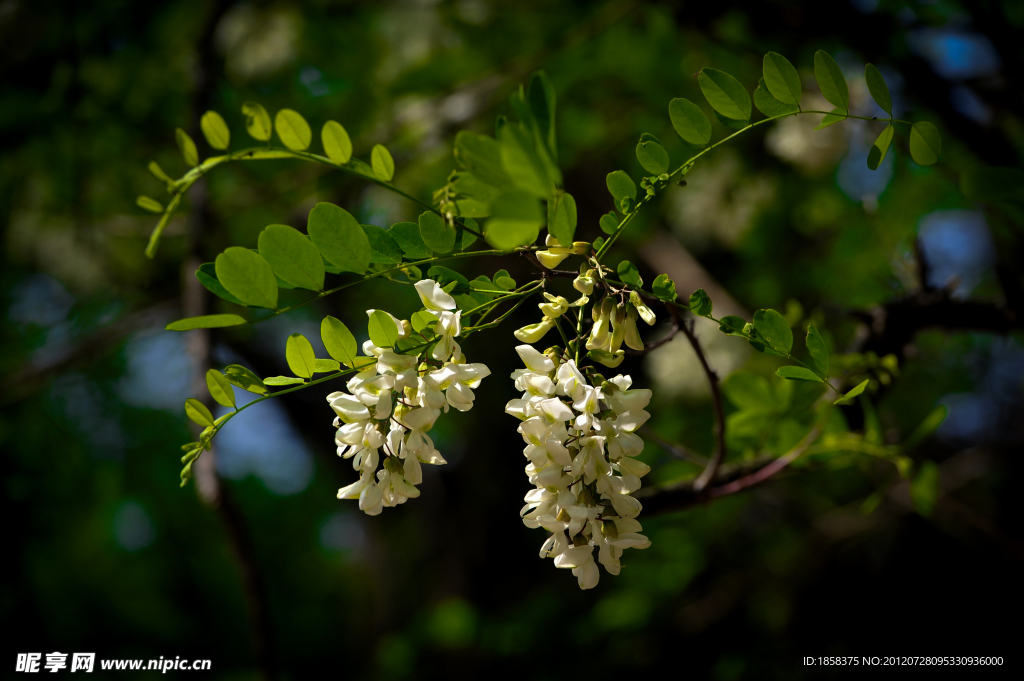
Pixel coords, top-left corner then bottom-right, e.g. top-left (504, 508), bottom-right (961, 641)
top-left (698, 68), bottom-right (751, 123)
top-left (617, 260), bottom-right (642, 288)
top-left (833, 378), bottom-right (869, 405)
top-left (368, 310), bottom-right (401, 348)
top-left (669, 98), bottom-right (712, 146)
top-left (361, 224), bottom-right (403, 264)
top-left (776, 366), bottom-right (824, 382)
top-left (606, 170), bottom-right (637, 207)
top-left (688, 288), bottom-right (712, 316)
top-left (864, 64), bottom-right (892, 115)
top-left (136, 195), bottom-right (164, 213)
top-left (813, 51), bottom-right (849, 113)
top-left (484, 189), bottom-right (543, 250)
top-left (200, 110), bottom-right (230, 150)
top-left (762, 52), bottom-right (802, 106)
top-left (206, 369), bottom-right (236, 408)
top-left (371, 144), bottom-right (395, 181)
top-left (175, 128), bottom-right (199, 167)
top-left (547, 191), bottom-right (577, 246)
top-left (752, 308), bottom-right (793, 355)
top-left (419, 211), bottom-right (456, 254)
top-left (185, 398), bottom-right (215, 427)
top-left (867, 124), bottom-right (894, 171)
top-left (241, 102), bottom-right (272, 141)
top-left (321, 120), bottom-right (352, 164)
top-left (636, 133), bottom-right (669, 175)
top-left (388, 221), bottom-right (433, 259)
top-left (225, 365), bottom-right (267, 395)
top-left (321, 316), bottom-right (360, 368)
top-left (285, 333), bottom-right (316, 379)
top-left (274, 109), bottom-right (312, 151)
top-left (258, 224), bottom-right (325, 291)
top-left (599, 212), bottom-right (619, 235)
top-left (909, 122), bottom-right (941, 166)
top-left (307, 202), bottom-right (371, 274)
top-left (652, 273), bottom-right (677, 301)
top-left (754, 78), bottom-right (798, 118)
top-left (215, 247), bottom-right (279, 309)
top-left (166, 314), bottom-right (247, 331)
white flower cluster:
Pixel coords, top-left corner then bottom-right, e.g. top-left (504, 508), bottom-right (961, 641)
top-left (332, 280), bottom-right (490, 515)
top-left (505, 344), bottom-right (653, 589)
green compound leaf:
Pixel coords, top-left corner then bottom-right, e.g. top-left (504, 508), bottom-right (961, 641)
top-left (321, 120), bottom-right (352, 164)
top-left (241, 102), bottom-right (272, 141)
top-left (688, 288), bottom-right (713, 316)
top-left (258, 224), bottom-right (325, 291)
top-left (185, 398), bottom-right (215, 427)
top-left (484, 189), bottom-right (543, 250)
top-left (763, 52), bottom-right (802, 106)
top-left (285, 333), bottom-right (316, 378)
top-left (200, 110), bottom-right (230, 150)
top-left (361, 224), bottom-right (403, 264)
top-left (215, 247), bottom-right (279, 309)
top-left (206, 369), bottom-right (236, 408)
top-left (652, 273), bottom-right (677, 301)
top-left (805, 325), bottom-right (829, 377)
top-left (224, 365), bottom-right (267, 395)
top-left (776, 366), bottom-right (824, 382)
top-left (315, 358), bottom-right (340, 373)
top-left (166, 314), bottom-right (247, 331)
top-left (275, 109), bottom-right (312, 151)
top-left (636, 134), bottom-right (669, 175)
top-left (371, 144), bottom-right (395, 181)
top-left (814, 50), bottom-right (849, 112)
top-left (669, 97), bottom-right (712, 146)
top-left (753, 308), bottom-right (793, 355)
top-left (419, 211), bottom-right (456, 254)
top-left (754, 78), bottom-right (799, 118)
top-left (264, 376), bottom-right (305, 386)
top-left (388, 221), bottom-right (433, 259)
top-left (321, 316), bottom-right (361, 368)
top-left (175, 128), bottom-right (199, 166)
top-left (864, 64), bottom-right (892, 115)
top-left (606, 170), bottom-right (637, 207)
top-left (698, 68), bottom-right (751, 123)
top-left (548, 191), bottom-right (577, 245)
top-left (599, 212), bottom-right (619, 235)
top-left (867, 124), bottom-right (894, 171)
top-left (136, 195), bottom-right (164, 213)
top-left (617, 260), bottom-right (642, 288)
top-left (833, 378), bottom-right (869, 405)
top-left (368, 310), bottom-right (400, 348)
top-left (910, 460), bottom-right (939, 517)
top-left (498, 123), bottom-right (550, 198)
top-left (910, 122), bottom-right (941, 166)
top-left (307, 202), bottom-right (371, 274)
top-left (196, 263), bottom-right (243, 305)
top-left (814, 108), bottom-right (848, 130)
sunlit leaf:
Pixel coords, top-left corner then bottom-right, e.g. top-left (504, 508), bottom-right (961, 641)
top-left (813, 51), bottom-right (849, 112)
top-left (264, 376), bottom-right (305, 386)
top-left (617, 260), bottom-right (642, 288)
top-left (833, 378), bottom-right (869, 405)
top-left (652, 274), bottom-right (677, 301)
top-left (599, 212), bottom-right (619, 235)
top-left (483, 189), bottom-right (543, 250)
top-left (368, 310), bottom-right (400, 348)
top-left (224, 365), bottom-right (267, 395)
top-left (867, 124), bottom-right (894, 171)
top-left (321, 316), bottom-right (361, 368)
top-left (606, 170), bottom-right (636, 208)
top-left (166, 314), bottom-right (247, 331)
top-left (175, 128), bottom-right (199, 166)
top-left (813, 108), bottom-right (847, 130)
top-left (195, 263), bottom-right (242, 305)
top-left (286, 333), bottom-right (316, 378)
top-left (688, 288), bottom-right (712, 316)
top-left (548, 191), bottom-right (577, 245)
top-left (307, 202), bottom-right (371, 274)
top-left (215, 247), bottom-right (278, 309)
top-left (275, 109), bottom-right (312, 151)
top-left (909, 122), bottom-right (941, 166)
top-left (763, 52), bottom-right (802, 106)
top-left (241, 102), bottom-right (272, 141)
top-left (136, 195), bottom-right (164, 213)
top-left (754, 78), bottom-right (798, 118)
top-left (200, 111), bottom-right (230, 150)
top-left (419, 211), bottom-right (456, 254)
top-left (698, 68), bottom-right (751, 123)
top-left (669, 98), bottom-right (712, 146)
top-left (185, 398), bottom-right (214, 427)
top-left (636, 134), bottom-right (669, 175)
top-left (718, 315), bottom-right (746, 336)
top-left (753, 308), bottom-right (793, 355)
top-left (321, 120), bottom-right (352, 164)
top-left (498, 123), bottom-right (550, 198)
top-left (314, 358), bottom-right (340, 373)
top-left (258, 224), bottom-right (325, 291)
top-left (206, 369), bottom-right (236, 408)
top-left (148, 161), bottom-right (175, 187)
top-left (388, 222), bottom-right (433, 259)
top-left (371, 144), bottom-right (395, 181)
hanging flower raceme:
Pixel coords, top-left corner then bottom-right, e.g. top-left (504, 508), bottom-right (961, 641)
top-left (505, 344), bottom-right (653, 589)
top-left (332, 279), bottom-right (490, 514)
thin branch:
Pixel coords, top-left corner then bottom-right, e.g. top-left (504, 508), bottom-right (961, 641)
top-left (624, 319), bottom-right (680, 355)
top-left (682, 314), bottom-right (727, 492)
top-left (638, 425), bottom-right (708, 465)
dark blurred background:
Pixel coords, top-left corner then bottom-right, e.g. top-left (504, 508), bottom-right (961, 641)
top-left (3, 0), bottom-right (1023, 678)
